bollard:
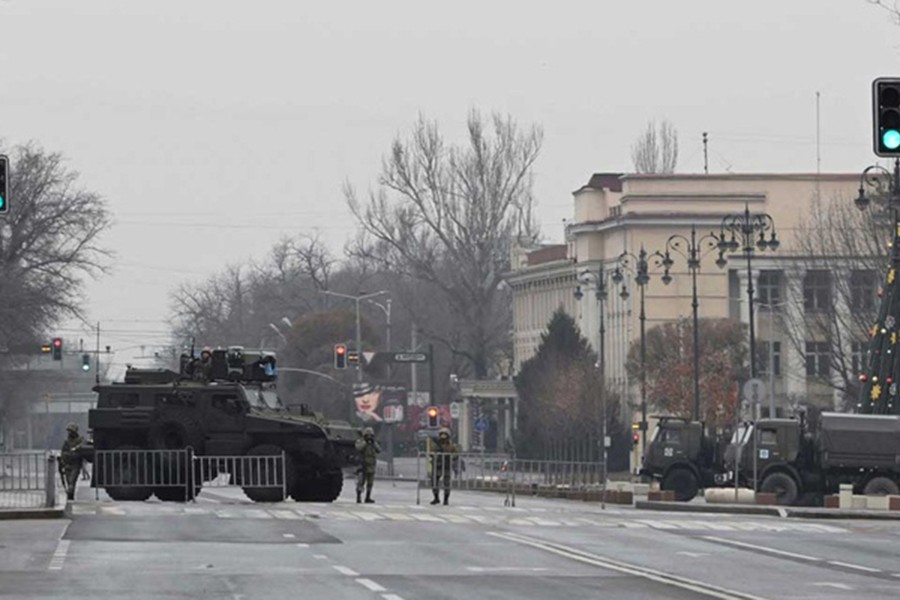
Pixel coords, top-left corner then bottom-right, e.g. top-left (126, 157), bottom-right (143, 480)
top-left (838, 483), bottom-right (853, 509)
top-left (46, 455), bottom-right (58, 508)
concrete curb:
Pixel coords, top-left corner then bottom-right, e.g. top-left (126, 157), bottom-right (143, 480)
top-left (636, 500), bottom-right (900, 520)
top-left (0, 500), bottom-right (68, 521)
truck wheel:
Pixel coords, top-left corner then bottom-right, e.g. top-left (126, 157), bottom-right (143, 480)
top-left (103, 445), bottom-right (153, 502)
top-left (661, 468), bottom-right (699, 502)
top-left (760, 472), bottom-right (799, 505)
top-left (314, 471), bottom-right (343, 502)
top-left (863, 476), bottom-right (900, 496)
top-left (242, 444), bottom-right (294, 503)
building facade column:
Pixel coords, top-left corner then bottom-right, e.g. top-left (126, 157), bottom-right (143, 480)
top-left (782, 266), bottom-right (808, 401)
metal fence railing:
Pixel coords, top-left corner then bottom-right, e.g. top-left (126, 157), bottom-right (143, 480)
top-left (0, 451), bottom-right (58, 510)
top-left (415, 452), bottom-right (610, 507)
top-left (92, 448), bottom-right (286, 502)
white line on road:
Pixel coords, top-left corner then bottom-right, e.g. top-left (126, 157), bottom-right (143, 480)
top-left (356, 578), bottom-right (386, 592)
top-left (828, 561), bottom-right (881, 573)
top-left (48, 540), bottom-right (70, 571)
top-left (701, 536), bottom-right (820, 562)
top-left (813, 583), bottom-right (854, 590)
top-left (295, 543), bottom-right (309, 548)
top-left (491, 532), bottom-right (767, 600)
top-left (333, 565), bottom-right (359, 576)
top-left (281, 533), bottom-right (296, 539)
top-left (381, 595), bottom-right (405, 600)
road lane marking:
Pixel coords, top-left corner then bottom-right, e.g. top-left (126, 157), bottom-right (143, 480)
top-left (313, 555), bottom-right (328, 560)
top-left (813, 583), bottom-right (854, 590)
top-left (271, 510), bottom-right (302, 519)
top-left (356, 578), bottom-right (386, 592)
top-left (282, 533), bottom-right (296, 539)
top-left (381, 595), bottom-right (405, 600)
top-left (333, 565), bottom-right (359, 576)
top-left (701, 537), bottom-right (820, 562)
top-left (828, 561), bottom-right (881, 573)
top-left (48, 540), bottom-right (70, 571)
top-left (491, 532), bottom-right (767, 600)
top-left (295, 543), bottom-right (309, 548)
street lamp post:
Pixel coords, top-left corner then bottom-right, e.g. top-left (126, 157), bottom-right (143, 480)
top-left (575, 266), bottom-right (609, 509)
top-left (611, 245), bottom-right (658, 451)
top-left (658, 225), bottom-right (722, 422)
top-left (713, 205), bottom-right (779, 378)
top-left (320, 289), bottom-right (388, 382)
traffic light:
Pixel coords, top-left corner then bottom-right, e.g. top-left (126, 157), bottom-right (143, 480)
top-left (874, 78), bottom-right (900, 156)
top-left (81, 353), bottom-right (91, 372)
top-left (40, 343), bottom-right (52, 354)
top-left (0, 154), bottom-right (8, 216)
top-left (52, 338), bottom-right (63, 361)
top-left (632, 423), bottom-right (640, 446)
top-left (334, 343), bottom-right (347, 369)
top-left (427, 406), bottom-right (439, 428)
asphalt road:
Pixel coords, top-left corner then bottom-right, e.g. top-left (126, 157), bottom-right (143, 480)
top-left (1, 478), bottom-right (898, 599)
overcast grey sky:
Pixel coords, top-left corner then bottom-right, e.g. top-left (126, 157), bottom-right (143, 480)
top-left (2, 0), bottom-right (899, 356)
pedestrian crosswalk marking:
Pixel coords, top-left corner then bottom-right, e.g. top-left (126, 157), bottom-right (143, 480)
top-left (68, 503), bottom-right (848, 534)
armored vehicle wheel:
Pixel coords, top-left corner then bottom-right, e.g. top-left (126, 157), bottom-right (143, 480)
top-left (149, 410), bottom-right (205, 453)
top-left (291, 470), bottom-right (344, 502)
top-left (863, 476), bottom-right (900, 496)
top-left (760, 472), bottom-right (799, 506)
top-left (104, 445), bottom-right (153, 502)
top-left (242, 444), bottom-right (294, 503)
top-left (661, 467), bottom-right (699, 502)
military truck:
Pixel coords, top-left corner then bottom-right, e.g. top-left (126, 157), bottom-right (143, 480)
top-left (640, 417), bottom-right (732, 501)
top-left (728, 412), bottom-right (900, 505)
top-left (88, 347), bottom-right (359, 503)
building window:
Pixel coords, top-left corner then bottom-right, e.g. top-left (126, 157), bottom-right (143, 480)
top-left (805, 341), bottom-right (830, 378)
top-left (850, 270), bottom-right (878, 311)
top-left (851, 341), bottom-right (868, 375)
top-left (803, 270), bottom-right (831, 313)
top-left (758, 341), bottom-right (782, 376)
top-left (757, 270), bottom-right (782, 308)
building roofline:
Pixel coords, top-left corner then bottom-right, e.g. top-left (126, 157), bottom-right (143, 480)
top-left (620, 172), bottom-right (859, 182)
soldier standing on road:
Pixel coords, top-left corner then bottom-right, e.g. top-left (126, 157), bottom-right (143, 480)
top-left (430, 427), bottom-right (459, 506)
top-left (60, 423), bottom-right (84, 501)
top-left (355, 427), bottom-right (380, 504)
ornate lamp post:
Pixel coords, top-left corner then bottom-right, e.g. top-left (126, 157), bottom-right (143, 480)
top-left (658, 226), bottom-right (722, 422)
top-left (611, 245), bottom-right (658, 450)
top-left (713, 205), bottom-right (779, 378)
top-left (574, 266), bottom-right (609, 508)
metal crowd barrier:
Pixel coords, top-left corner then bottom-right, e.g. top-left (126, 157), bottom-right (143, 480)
top-left (0, 451), bottom-right (58, 509)
top-left (92, 448), bottom-right (286, 502)
top-left (415, 452), bottom-right (607, 508)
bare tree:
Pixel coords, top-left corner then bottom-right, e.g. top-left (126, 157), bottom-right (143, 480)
top-left (869, 0), bottom-right (900, 23)
top-left (781, 191), bottom-right (887, 407)
top-left (346, 110), bottom-right (542, 377)
top-left (631, 119), bottom-right (679, 174)
top-left (0, 143), bottom-right (112, 353)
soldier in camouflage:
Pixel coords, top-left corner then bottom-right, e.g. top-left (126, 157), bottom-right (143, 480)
top-left (60, 423), bottom-right (84, 501)
top-left (430, 427), bottom-right (459, 506)
top-left (355, 427), bottom-right (380, 503)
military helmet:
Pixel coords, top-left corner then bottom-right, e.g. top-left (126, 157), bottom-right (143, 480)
top-left (201, 346), bottom-right (212, 357)
top-left (363, 427), bottom-right (375, 437)
top-left (438, 427), bottom-right (451, 438)
top-left (66, 422), bottom-right (79, 433)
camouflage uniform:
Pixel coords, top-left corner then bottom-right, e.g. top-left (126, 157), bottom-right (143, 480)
top-left (193, 348), bottom-right (213, 381)
top-left (355, 427), bottom-right (380, 503)
top-left (60, 423), bottom-right (84, 501)
top-left (430, 428), bottom-right (459, 505)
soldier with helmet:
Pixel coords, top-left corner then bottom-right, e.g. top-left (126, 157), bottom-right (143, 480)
top-left (60, 423), bottom-right (85, 500)
top-left (193, 346), bottom-right (213, 381)
top-left (430, 427), bottom-right (459, 506)
top-left (354, 426), bottom-right (381, 503)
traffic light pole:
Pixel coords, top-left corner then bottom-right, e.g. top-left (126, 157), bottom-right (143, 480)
top-left (320, 289), bottom-right (387, 382)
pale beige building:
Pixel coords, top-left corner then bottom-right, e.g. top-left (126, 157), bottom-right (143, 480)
top-left (506, 171), bottom-right (862, 424)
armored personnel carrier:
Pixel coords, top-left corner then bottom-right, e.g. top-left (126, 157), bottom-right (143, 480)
top-left (88, 347), bottom-right (359, 503)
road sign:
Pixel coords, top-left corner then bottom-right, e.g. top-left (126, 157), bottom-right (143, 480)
top-left (390, 352), bottom-right (429, 363)
top-left (449, 402), bottom-right (460, 419)
top-left (362, 351), bottom-right (376, 365)
top-left (742, 378), bottom-right (767, 405)
top-left (474, 416), bottom-right (489, 433)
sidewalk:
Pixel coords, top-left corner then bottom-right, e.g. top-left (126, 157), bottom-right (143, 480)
top-left (0, 491), bottom-right (67, 520)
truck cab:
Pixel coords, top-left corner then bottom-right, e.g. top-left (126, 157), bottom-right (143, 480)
top-left (641, 417), bottom-right (725, 501)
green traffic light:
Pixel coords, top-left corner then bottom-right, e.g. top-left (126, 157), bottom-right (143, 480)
top-left (884, 129), bottom-right (900, 150)
top-left (81, 363), bottom-right (91, 372)
top-left (0, 194), bottom-right (5, 209)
